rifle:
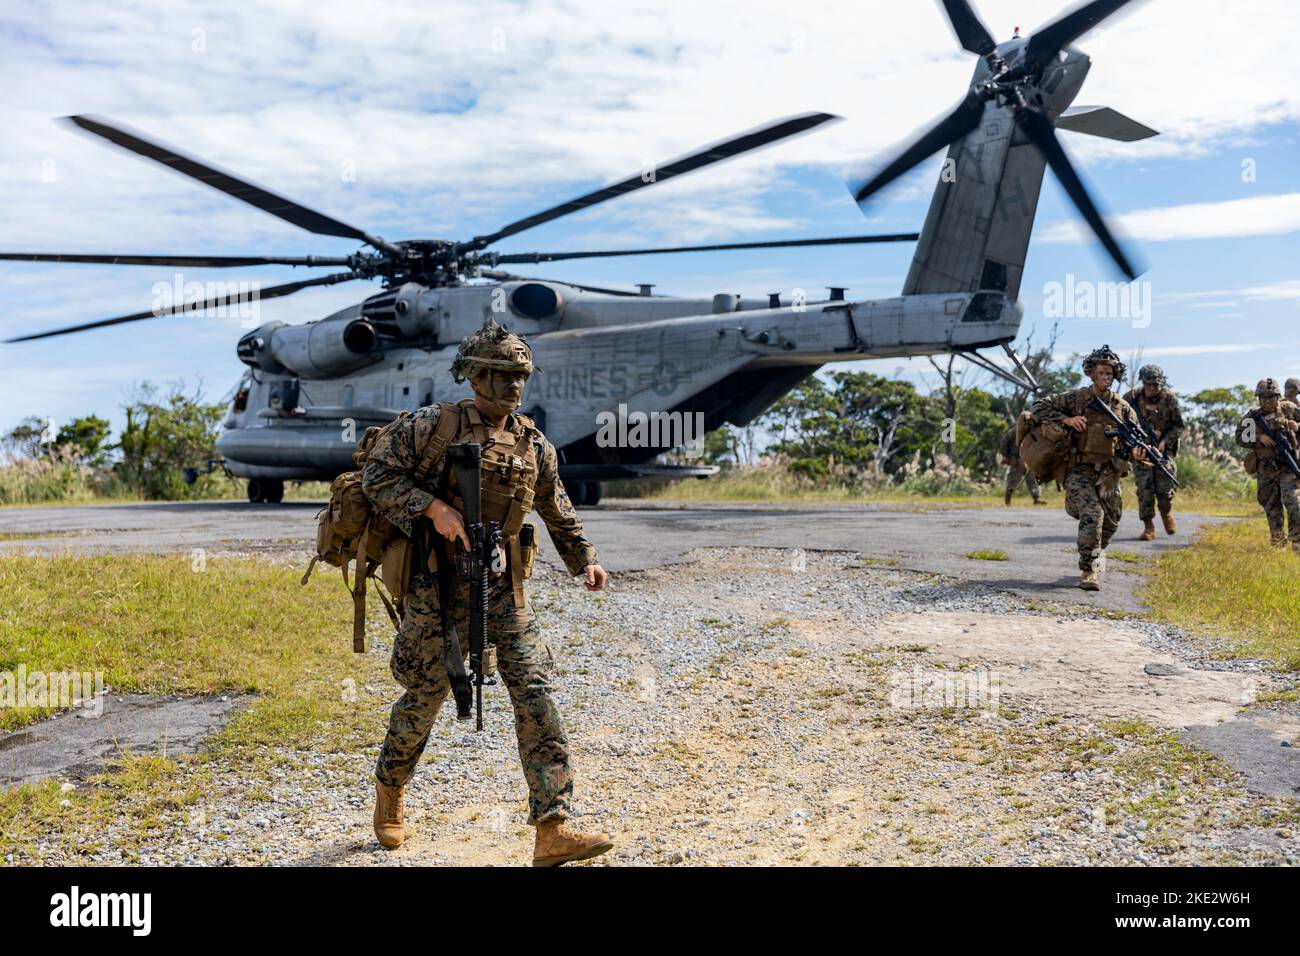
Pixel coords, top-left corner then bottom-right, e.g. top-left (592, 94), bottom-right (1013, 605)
top-left (1088, 395), bottom-right (1179, 487)
top-left (446, 440), bottom-right (503, 731)
top-left (1248, 410), bottom-right (1300, 480)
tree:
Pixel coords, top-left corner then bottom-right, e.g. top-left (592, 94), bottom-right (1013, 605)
top-left (2, 416), bottom-right (52, 460)
top-left (115, 381), bottom-right (226, 499)
top-left (55, 415), bottom-right (111, 465)
top-left (1182, 385), bottom-right (1254, 457)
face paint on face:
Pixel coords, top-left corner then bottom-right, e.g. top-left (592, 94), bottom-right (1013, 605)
top-left (472, 369), bottom-right (529, 414)
top-left (1143, 382), bottom-right (1159, 398)
top-left (1089, 365), bottom-right (1115, 391)
top-left (1262, 397), bottom-right (1279, 413)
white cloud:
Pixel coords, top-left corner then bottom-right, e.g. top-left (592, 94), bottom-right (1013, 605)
top-left (1040, 193), bottom-right (1300, 244)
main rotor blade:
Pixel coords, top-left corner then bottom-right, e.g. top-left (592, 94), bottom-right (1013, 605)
top-left (851, 89), bottom-right (987, 204)
top-left (6, 270), bottom-right (361, 343)
top-left (0, 252), bottom-right (352, 268)
top-left (64, 115), bottom-right (398, 254)
top-left (1015, 107), bottom-right (1139, 279)
top-left (940, 0), bottom-right (997, 56)
top-left (1026, 0), bottom-right (1138, 66)
top-left (466, 111), bottom-right (841, 250)
top-left (492, 233), bottom-right (919, 264)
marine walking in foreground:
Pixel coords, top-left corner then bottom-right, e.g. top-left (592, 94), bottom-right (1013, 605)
top-left (361, 319), bottom-right (614, 866)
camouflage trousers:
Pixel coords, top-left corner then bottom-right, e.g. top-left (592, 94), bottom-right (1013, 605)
top-left (1256, 460), bottom-right (1300, 546)
top-left (376, 570), bottom-right (573, 825)
top-left (1134, 459), bottom-right (1177, 521)
top-left (1005, 461), bottom-right (1041, 499)
top-left (1062, 463), bottom-right (1122, 571)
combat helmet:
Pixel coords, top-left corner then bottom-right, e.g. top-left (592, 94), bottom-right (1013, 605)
top-left (1255, 377), bottom-right (1282, 398)
top-left (1082, 344), bottom-right (1126, 382)
top-left (1285, 377), bottom-right (1300, 395)
top-left (1137, 364), bottom-right (1166, 387)
top-left (449, 318), bottom-right (537, 384)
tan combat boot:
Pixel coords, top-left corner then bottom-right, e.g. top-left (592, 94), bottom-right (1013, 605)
top-left (532, 819), bottom-right (614, 867)
top-left (1161, 512), bottom-right (1177, 535)
top-left (1139, 519), bottom-right (1155, 541)
top-left (374, 780), bottom-right (405, 849)
top-left (1079, 569), bottom-right (1100, 591)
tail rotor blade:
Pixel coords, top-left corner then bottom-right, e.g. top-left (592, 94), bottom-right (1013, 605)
top-left (850, 89), bottom-right (987, 205)
top-left (1026, 0), bottom-right (1139, 66)
top-left (1015, 106), bottom-right (1140, 279)
top-left (940, 0), bottom-right (997, 56)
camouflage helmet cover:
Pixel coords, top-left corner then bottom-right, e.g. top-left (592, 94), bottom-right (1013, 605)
top-left (449, 318), bottom-right (537, 383)
top-left (1137, 364), bottom-right (1166, 386)
top-left (1285, 377), bottom-right (1300, 394)
top-left (1082, 344), bottom-right (1126, 382)
top-left (1255, 377), bottom-right (1282, 398)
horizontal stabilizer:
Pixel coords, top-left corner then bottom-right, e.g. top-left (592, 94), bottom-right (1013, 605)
top-left (1056, 106), bottom-right (1158, 142)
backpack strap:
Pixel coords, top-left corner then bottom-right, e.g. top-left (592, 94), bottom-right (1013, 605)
top-left (414, 402), bottom-right (464, 484)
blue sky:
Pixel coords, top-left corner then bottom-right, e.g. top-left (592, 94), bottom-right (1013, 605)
top-left (2, 0), bottom-right (1298, 442)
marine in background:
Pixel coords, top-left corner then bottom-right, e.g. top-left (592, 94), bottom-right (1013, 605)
top-left (1122, 365), bottom-right (1184, 540)
top-left (1236, 378), bottom-right (1300, 551)
top-left (1030, 345), bottom-right (1147, 591)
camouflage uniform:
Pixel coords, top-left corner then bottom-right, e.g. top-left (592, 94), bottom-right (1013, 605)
top-left (1031, 386), bottom-right (1142, 572)
top-left (362, 381), bottom-right (598, 827)
top-left (1236, 387), bottom-right (1300, 548)
top-left (1121, 381), bottom-right (1183, 522)
top-left (998, 426), bottom-right (1040, 501)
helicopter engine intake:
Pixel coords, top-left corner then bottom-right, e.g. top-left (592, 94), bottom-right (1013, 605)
top-left (238, 315), bottom-right (383, 379)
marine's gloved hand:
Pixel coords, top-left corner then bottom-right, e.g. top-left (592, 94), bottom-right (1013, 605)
top-left (424, 498), bottom-right (469, 551)
top-left (582, 564), bottom-right (608, 592)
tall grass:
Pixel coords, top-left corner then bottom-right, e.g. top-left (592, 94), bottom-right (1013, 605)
top-left (1144, 520), bottom-right (1300, 670)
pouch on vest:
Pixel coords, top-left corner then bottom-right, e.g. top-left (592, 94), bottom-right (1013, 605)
top-left (519, 522), bottom-right (538, 579)
top-left (1243, 450), bottom-right (1258, 475)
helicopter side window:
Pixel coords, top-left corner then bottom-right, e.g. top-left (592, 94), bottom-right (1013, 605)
top-left (962, 292), bottom-right (1004, 323)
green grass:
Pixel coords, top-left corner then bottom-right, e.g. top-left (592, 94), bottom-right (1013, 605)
top-left (0, 553), bottom-right (362, 732)
top-left (966, 550), bottom-right (1008, 561)
top-left (1143, 519), bottom-right (1300, 670)
top-left (0, 553), bottom-right (386, 858)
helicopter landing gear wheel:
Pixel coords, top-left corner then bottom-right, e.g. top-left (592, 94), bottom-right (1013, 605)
top-left (247, 478), bottom-right (284, 503)
top-left (584, 481), bottom-right (602, 506)
top-left (563, 478), bottom-right (588, 508)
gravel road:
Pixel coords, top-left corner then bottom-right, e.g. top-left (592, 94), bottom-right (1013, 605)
top-left (2, 500), bottom-right (1295, 866)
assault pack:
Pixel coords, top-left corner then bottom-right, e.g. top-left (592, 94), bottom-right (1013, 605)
top-left (301, 403), bottom-right (461, 652)
top-left (1015, 409), bottom-right (1070, 482)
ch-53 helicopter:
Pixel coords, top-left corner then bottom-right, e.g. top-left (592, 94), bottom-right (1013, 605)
top-left (4, 0), bottom-right (1155, 505)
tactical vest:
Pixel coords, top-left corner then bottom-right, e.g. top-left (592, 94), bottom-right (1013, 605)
top-left (1071, 388), bottom-right (1122, 467)
top-left (434, 399), bottom-right (541, 608)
